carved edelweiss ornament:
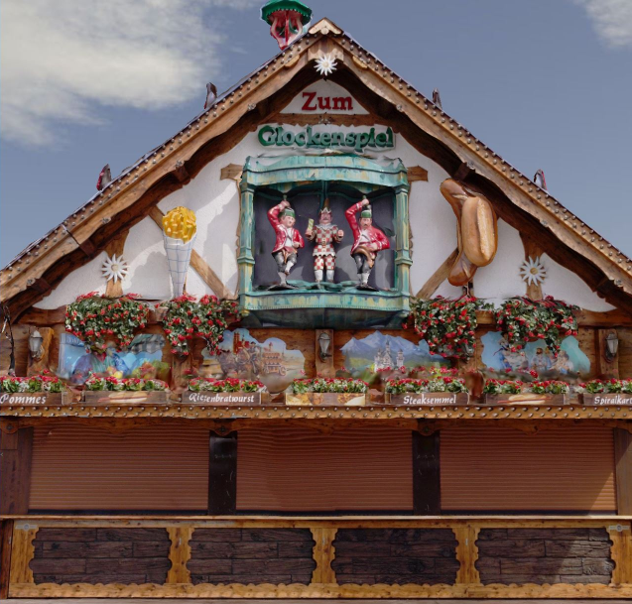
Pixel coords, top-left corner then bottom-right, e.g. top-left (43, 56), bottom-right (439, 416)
top-left (314, 53), bottom-right (337, 76)
top-left (520, 256), bottom-right (547, 286)
top-left (101, 254), bottom-right (129, 283)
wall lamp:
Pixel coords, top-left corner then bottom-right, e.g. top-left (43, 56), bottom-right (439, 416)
top-left (318, 332), bottom-right (332, 362)
top-left (29, 330), bottom-right (44, 361)
top-left (605, 331), bottom-right (619, 363)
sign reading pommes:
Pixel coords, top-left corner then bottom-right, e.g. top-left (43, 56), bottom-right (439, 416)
top-left (258, 126), bottom-right (395, 152)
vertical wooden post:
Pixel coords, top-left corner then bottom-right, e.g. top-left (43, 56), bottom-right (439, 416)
top-left (412, 430), bottom-right (440, 515)
top-left (614, 428), bottom-right (632, 515)
top-left (310, 527), bottom-right (338, 585)
top-left (9, 523), bottom-right (37, 586)
top-left (0, 419), bottom-right (33, 515)
top-left (0, 520), bottom-right (14, 599)
top-left (104, 231), bottom-right (129, 298)
top-left (453, 524), bottom-right (481, 585)
top-left (208, 432), bottom-right (238, 515)
top-left (596, 329), bottom-right (619, 380)
top-left (238, 181), bottom-right (256, 297)
top-left (608, 523), bottom-right (632, 585)
top-left (394, 184), bottom-right (412, 297)
top-left (315, 329), bottom-right (335, 377)
top-left (519, 232), bottom-right (544, 300)
top-left (166, 526), bottom-right (193, 584)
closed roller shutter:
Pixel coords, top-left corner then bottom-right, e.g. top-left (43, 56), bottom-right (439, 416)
top-left (441, 426), bottom-right (616, 512)
top-left (237, 426), bottom-right (412, 512)
top-left (30, 423), bottom-right (209, 510)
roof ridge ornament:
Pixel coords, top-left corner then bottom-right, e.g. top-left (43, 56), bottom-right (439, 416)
top-left (261, 0), bottom-right (312, 50)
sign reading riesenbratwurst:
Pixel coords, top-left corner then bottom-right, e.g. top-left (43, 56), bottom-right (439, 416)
top-left (182, 392), bottom-right (263, 406)
top-left (258, 125), bottom-right (395, 152)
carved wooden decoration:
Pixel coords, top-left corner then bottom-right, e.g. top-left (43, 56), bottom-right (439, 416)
top-left (440, 179), bottom-right (498, 286)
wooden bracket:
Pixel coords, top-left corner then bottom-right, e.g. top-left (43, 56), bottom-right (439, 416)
top-left (453, 161), bottom-right (475, 182)
top-left (26, 277), bottom-right (51, 295)
top-left (174, 161), bottom-right (191, 184)
top-left (407, 166), bottom-right (429, 183)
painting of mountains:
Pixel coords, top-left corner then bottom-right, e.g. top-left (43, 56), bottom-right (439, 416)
top-left (341, 331), bottom-right (446, 371)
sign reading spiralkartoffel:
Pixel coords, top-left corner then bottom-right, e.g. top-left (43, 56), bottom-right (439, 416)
top-left (258, 125), bottom-right (395, 152)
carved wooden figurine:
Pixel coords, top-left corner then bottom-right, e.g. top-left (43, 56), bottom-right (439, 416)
top-left (305, 199), bottom-right (344, 285)
top-left (440, 179), bottom-right (498, 286)
top-left (345, 198), bottom-right (390, 289)
top-left (268, 199), bottom-right (305, 289)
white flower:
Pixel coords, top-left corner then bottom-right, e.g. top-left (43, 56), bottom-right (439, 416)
top-left (520, 256), bottom-right (546, 286)
top-left (314, 53), bottom-right (337, 77)
top-left (101, 254), bottom-right (129, 283)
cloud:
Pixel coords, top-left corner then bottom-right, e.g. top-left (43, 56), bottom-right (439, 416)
top-left (0, 0), bottom-right (260, 146)
top-left (575, 0), bottom-right (632, 48)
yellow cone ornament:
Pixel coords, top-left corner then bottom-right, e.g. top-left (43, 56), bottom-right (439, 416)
top-left (162, 207), bottom-right (197, 297)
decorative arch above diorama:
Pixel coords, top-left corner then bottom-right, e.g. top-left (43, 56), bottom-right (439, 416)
top-left (238, 154), bottom-right (411, 328)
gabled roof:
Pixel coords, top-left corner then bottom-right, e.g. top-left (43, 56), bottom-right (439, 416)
top-left (2, 18), bottom-right (632, 317)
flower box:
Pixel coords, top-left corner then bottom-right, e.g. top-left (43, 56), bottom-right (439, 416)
top-left (483, 393), bottom-right (568, 406)
top-left (82, 391), bottom-right (170, 406)
top-left (0, 392), bottom-right (66, 407)
top-left (182, 391), bottom-right (268, 406)
top-left (580, 393), bottom-right (632, 406)
top-left (284, 393), bottom-right (367, 406)
top-left (385, 392), bottom-right (469, 406)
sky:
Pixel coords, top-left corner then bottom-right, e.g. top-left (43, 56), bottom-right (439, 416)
top-left (1, 0), bottom-right (632, 267)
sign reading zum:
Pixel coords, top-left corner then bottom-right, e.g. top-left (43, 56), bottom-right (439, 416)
top-left (258, 125), bottom-right (395, 152)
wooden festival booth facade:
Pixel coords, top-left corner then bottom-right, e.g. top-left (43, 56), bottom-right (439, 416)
top-left (1, 10), bottom-right (631, 600)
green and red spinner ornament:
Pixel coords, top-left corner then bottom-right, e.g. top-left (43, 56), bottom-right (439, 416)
top-left (261, 0), bottom-right (312, 50)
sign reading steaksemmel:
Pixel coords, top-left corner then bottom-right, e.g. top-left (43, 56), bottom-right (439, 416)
top-left (258, 125), bottom-right (395, 152)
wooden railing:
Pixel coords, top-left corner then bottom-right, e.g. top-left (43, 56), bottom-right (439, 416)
top-left (2, 515), bottom-right (631, 598)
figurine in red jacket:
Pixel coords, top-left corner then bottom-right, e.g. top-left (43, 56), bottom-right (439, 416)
top-left (345, 198), bottom-right (390, 289)
top-left (268, 199), bottom-right (304, 288)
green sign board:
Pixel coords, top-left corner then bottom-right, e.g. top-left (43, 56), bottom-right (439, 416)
top-left (258, 125), bottom-right (395, 152)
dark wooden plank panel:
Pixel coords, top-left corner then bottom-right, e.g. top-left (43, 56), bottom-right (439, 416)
top-left (412, 431), bottom-right (440, 515)
top-left (0, 520), bottom-right (14, 599)
top-left (208, 433), bottom-right (237, 515)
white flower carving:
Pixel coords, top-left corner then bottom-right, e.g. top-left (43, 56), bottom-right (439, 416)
top-left (101, 254), bottom-right (129, 283)
top-left (520, 256), bottom-right (546, 286)
top-left (315, 53), bottom-right (337, 76)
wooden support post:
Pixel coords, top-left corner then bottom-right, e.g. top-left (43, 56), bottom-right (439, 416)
top-left (0, 419), bottom-right (33, 515)
top-left (166, 526), bottom-right (193, 584)
top-left (596, 328), bottom-right (620, 380)
top-left (519, 231), bottom-right (544, 300)
top-left (310, 527), bottom-right (338, 585)
top-left (415, 248), bottom-right (459, 299)
top-left (0, 520), bottom-right (14, 599)
top-left (412, 431), bottom-right (440, 515)
top-left (614, 428), bottom-right (632, 515)
top-left (315, 329), bottom-right (335, 377)
top-left (608, 523), bottom-right (632, 585)
top-left (9, 522), bottom-right (37, 586)
top-left (103, 231), bottom-right (129, 298)
top-left (208, 432), bottom-right (237, 515)
top-left (454, 524), bottom-right (481, 585)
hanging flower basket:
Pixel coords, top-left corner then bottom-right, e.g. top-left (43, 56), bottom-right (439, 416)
top-left (405, 296), bottom-right (488, 359)
top-left (65, 293), bottom-right (149, 356)
top-left (494, 296), bottom-right (579, 356)
top-left (157, 294), bottom-right (241, 357)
